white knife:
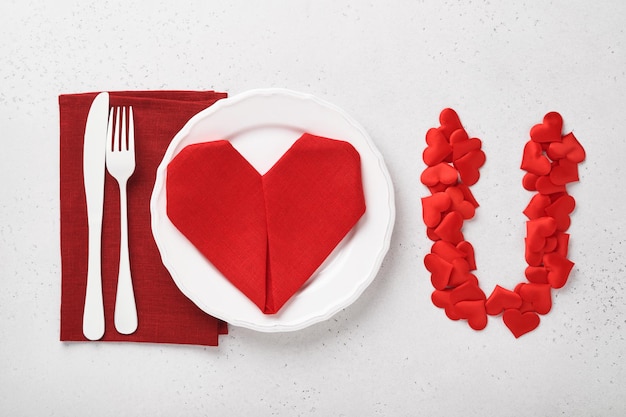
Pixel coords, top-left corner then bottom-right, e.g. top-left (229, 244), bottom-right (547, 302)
top-left (82, 92), bottom-right (109, 341)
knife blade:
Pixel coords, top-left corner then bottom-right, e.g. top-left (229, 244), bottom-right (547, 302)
top-left (82, 92), bottom-right (109, 341)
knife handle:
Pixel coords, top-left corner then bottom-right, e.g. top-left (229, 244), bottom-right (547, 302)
top-left (82, 225), bottom-right (105, 341)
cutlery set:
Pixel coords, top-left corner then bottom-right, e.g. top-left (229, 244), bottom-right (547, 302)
top-left (82, 92), bottom-right (137, 340)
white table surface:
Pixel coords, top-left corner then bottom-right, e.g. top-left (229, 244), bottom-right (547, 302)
top-left (1, 1), bottom-right (625, 415)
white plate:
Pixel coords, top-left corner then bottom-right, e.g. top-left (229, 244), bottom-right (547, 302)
top-left (150, 88), bottom-right (395, 332)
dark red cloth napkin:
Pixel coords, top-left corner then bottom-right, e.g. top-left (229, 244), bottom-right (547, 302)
top-left (59, 90), bottom-right (228, 346)
top-left (166, 133), bottom-right (366, 314)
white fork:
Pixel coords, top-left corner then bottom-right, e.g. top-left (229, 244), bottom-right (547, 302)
top-left (105, 106), bottom-right (137, 334)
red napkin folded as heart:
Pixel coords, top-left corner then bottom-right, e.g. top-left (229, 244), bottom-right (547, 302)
top-left (166, 133), bottom-right (366, 314)
top-left (59, 90), bottom-right (228, 346)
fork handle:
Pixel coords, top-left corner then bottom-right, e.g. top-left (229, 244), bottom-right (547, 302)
top-left (114, 180), bottom-right (138, 334)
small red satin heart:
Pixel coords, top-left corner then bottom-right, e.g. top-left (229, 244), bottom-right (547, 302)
top-left (545, 194), bottom-right (576, 231)
top-left (525, 266), bottom-right (549, 284)
top-left (530, 111), bottom-right (563, 143)
top-left (454, 300), bottom-right (488, 330)
top-left (424, 253), bottom-right (453, 290)
top-left (485, 285), bottom-right (523, 316)
top-left (438, 108), bottom-right (463, 138)
top-left (503, 309), bottom-right (540, 338)
top-left (453, 138), bottom-right (483, 161)
top-left (535, 175), bottom-right (566, 195)
top-left (421, 192), bottom-right (452, 228)
top-left (420, 162), bottom-right (458, 187)
top-left (523, 194), bottom-right (551, 220)
top-left (429, 244), bottom-right (474, 288)
top-left (456, 183), bottom-right (479, 208)
top-left (543, 236), bottom-right (558, 253)
top-left (543, 252), bottom-right (575, 289)
top-left (554, 232), bottom-right (570, 258)
top-left (449, 128), bottom-right (468, 144)
top-left (550, 159), bottom-right (579, 185)
top-left (525, 238), bottom-right (544, 267)
top-left (426, 227), bottom-right (440, 241)
top-left (445, 186), bottom-right (476, 219)
top-left (431, 289), bottom-right (461, 320)
top-left (526, 217), bottom-right (557, 252)
top-left (522, 172), bottom-right (539, 191)
top-left (547, 132), bottom-right (586, 163)
top-left (431, 289), bottom-right (450, 309)
top-left (450, 129), bottom-right (482, 161)
top-left (423, 128), bottom-right (452, 166)
top-left (431, 240), bottom-right (466, 262)
top-left (434, 211), bottom-right (464, 244)
top-left (450, 279), bottom-right (486, 304)
top-left (448, 259), bottom-right (472, 287)
top-left (520, 141), bottom-right (551, 176)
top-left (516, 283), bottom-right (552, 314)
top-left (516, 293), bottom-right (536, 314)
top-left (456, 241), bottom-right (476, 270)
top-left (454, 149), bottom-right (486, 186)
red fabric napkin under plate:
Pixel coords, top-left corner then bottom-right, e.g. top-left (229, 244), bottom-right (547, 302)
top-left (59, 90), bottom-right (228, 346)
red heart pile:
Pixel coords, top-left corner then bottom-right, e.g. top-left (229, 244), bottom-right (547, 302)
top-left (421, 109), bottom-right (585, 338)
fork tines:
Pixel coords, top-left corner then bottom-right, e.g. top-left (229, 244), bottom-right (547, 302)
top-left (107, 106), bottom-right (135, 152)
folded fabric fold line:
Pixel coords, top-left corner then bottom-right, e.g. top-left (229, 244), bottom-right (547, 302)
top-left (59, 90), bottom-right (228, 346)
top-left (166, 133), bottom-right (366, 314)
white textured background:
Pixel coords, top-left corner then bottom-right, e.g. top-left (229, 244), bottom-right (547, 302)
top-left (1, 0), bottom-right (625, 415)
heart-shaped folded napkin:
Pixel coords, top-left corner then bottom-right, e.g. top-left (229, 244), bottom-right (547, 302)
top-left (59, 90), bottom-right (228, 346)
top-left (166, 133), bottom-right (366, 314)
